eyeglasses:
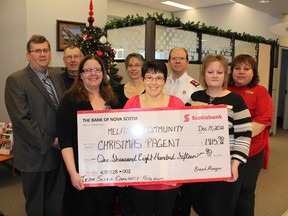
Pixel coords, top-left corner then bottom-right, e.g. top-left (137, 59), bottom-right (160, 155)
top-left (82, 67), bottom-right (103, 74)
top-left (127, 64), bottom-right (141, 69)
top-left (144, 76), bottom-right (165, 83)
top-left (29, 48), bottom-right (50, 54)
top-left (170, 57), bottom-right (186, 61)
top-left (63, 55), bottom-right (83, 60)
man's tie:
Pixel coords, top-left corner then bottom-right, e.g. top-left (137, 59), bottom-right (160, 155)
top-left (43, 75), bottom-right (59, 109)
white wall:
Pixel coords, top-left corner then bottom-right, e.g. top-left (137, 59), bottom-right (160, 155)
top-left (0, 0), bottom-right (27, 122)
top-left (175, 3), bottom-right (279, 40)
top-left (107, 0), bottom-right (172, 19)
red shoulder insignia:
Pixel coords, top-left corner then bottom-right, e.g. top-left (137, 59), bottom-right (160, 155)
top-left (190, 80), bottom-right (200, 87)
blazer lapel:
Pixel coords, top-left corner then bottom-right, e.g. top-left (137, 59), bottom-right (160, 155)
top-left (27, 66), bottom-right (59, 109)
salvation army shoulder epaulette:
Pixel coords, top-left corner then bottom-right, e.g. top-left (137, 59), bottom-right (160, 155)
top-left (190, 80), bottom-right (200, 87)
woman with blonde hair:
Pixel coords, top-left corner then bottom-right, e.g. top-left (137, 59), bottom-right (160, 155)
top-left (180, 54), bottom-right (252, 216)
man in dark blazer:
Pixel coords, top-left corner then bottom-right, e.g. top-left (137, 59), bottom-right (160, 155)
top-left (5, 35), bottom-right (66, 216)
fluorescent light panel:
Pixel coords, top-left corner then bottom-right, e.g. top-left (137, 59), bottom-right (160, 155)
top-left (259, 0), bottom-right (270, 3)
top-left (161, 1), bottom-right (193, 10)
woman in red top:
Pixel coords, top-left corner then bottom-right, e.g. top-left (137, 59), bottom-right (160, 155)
top-left (228, 54), bottom-right (273, 216)
top-left (124, 60), bottom-right (184, 216)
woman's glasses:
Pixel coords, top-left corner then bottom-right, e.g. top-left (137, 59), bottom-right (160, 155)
top-left (82, 67), bottom-right (103, 74)
top-left (144, 76), bottom-right (165, 83)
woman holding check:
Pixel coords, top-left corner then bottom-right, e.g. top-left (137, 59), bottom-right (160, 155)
top-left (56, 54), bottom-right (118, 216)
top-left (124, 60), bottom-right (184, 216)
top-left (179, 54), bottom-right (252, 216)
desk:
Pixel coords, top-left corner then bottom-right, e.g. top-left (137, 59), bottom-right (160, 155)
top-left (0, 154), bottom-right (15, 176)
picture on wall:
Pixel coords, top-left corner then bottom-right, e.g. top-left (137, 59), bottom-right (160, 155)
top-left (56, 20), bottom-right (85, 51)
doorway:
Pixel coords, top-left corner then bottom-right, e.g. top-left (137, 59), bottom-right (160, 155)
top-left (277, 48), bottom-right (288, 129)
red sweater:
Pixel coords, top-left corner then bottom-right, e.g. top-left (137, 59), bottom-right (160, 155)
top-left (228, 85), bottom-right (273, 158)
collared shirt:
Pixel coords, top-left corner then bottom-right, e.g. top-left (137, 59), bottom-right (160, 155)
top-left (30, 64), bottom-right (59, 103)
top-left (163, 72), bottom-right (202, 104)
top-left (61, 70), bottom-right (75, 89)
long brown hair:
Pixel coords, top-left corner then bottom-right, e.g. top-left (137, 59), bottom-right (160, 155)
top-left (63, 54), bottom-right (117, 106)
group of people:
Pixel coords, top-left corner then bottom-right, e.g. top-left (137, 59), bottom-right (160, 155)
top-left (4, 34), bottom-right (273, 216)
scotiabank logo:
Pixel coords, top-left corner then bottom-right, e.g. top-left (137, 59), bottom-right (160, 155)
top-left (184, 114), bottom-right (190, 122)
top-left (183, 114), bottom-right (222, 122)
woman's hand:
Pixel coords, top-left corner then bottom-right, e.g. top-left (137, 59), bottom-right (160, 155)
top-left (61, 148), bottom-right (84, 190)
top-left (70, 171), bottom-right (85, 191)
top-left (226, 159), bottom-right (240, 182)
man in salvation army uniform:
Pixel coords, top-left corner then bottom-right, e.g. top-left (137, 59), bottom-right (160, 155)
top-left (163, 47), bottom-right (202, 215)
top-left (164, 47), bottom-right (202, 104)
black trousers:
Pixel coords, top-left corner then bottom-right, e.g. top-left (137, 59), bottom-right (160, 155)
top-left (118, 187), bottom-right (134, 216)
top-left (233, 150), bottom-right (264, 216)
top-left (179, 165), bottom-right (244, 216)
top-left (129, 187), bottom-right (179, 216)
top-left (22, 163), bottom-right (65, 216)
top-left (62, 179), bottom-right (117, 216)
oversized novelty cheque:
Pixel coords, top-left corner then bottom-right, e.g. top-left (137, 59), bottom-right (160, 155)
top-left (77, 105), bottom-right (231, 187)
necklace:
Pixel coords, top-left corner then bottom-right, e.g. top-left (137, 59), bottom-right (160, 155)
top-left (208, 96), bottom-right (216, 104)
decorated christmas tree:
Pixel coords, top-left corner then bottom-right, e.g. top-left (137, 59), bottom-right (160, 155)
top-left (72, 0), bottom-right (122, 88)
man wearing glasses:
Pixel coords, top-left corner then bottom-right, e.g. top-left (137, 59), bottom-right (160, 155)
top-left (164, 47), bottom-right (202, 215)
top-left (61, 45), bottom-right (84, 89)
top-left (5, 34), bottom-right (66, 216)
top-left (164, 47), bottom-right (202, 104)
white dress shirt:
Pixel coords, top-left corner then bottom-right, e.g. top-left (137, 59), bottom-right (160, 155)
top-left (164, 72), bottom-right (202, 104)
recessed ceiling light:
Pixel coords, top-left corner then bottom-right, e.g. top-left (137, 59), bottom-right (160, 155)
top-left (259, 0), bottom-right (270, 3)
top-left (161, 1), bottom-right (193, 10)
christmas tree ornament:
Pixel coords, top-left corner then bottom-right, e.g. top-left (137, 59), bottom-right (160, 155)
top-left (83, 34), bottom-right (92, 41)
top-left (88, 0), bottom-right (94, 26)
top-left (96, 51), bottom-right (104, 58)
top-left (99, 36), bottom-right (107, 44)
top-left (109, 48), bottom-right (116, 56)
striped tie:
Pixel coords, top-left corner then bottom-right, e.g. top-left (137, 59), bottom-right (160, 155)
top-left (43, 76), bottom-right (59, 109)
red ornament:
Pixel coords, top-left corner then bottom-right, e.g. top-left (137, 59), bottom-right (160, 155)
top-left (87, 17), bottom-right (94, 25)
top-left (97, 51), bottom-right (104, 58)
top-left (88, 0), bottom-right (94, 26)
top-left (83, 34), bottom-right (92, 41)
top-left (109, 48), bottom-right (116, 56)
top-left (116, 74), bottom-right (123, 79)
